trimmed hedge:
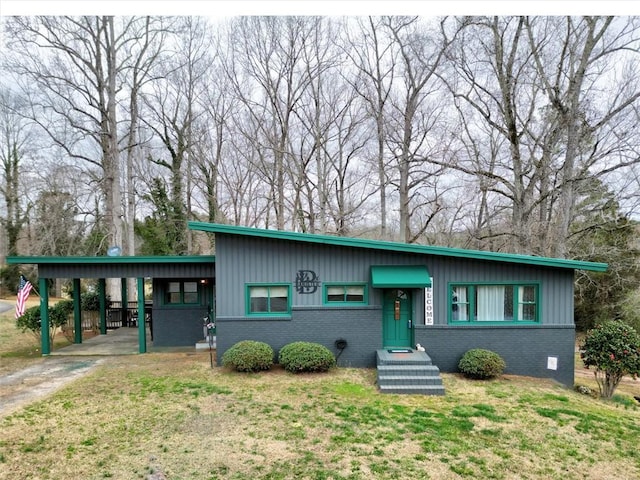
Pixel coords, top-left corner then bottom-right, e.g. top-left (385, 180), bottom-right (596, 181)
top-left (278, 341), bottom-right (336, 373)
top-left (458, 348), bottom-right (506, 379)
top-left (221, 340), bottom-right (274, 372)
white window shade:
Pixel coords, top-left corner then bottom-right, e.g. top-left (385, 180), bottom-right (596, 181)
top-left (250, 286), bottom-right (269, 298)
top-left (476, 286), bottom-right (505, 321)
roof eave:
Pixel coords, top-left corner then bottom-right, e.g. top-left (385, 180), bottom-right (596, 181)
top-left (188, 221), bottom-right (608, 272)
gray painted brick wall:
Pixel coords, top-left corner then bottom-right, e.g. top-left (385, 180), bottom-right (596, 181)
top-left (216, 306), bottom-right (382, 368)
top-left (217, 310), bottom-right (574, 386)
top-left (414, 325), bottom-right (575, 386)
top-left (217, 312), bottom-right (575, 386)
top-left (152, 307), bottom-right (209, 346)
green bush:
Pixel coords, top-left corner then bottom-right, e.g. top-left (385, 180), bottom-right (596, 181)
top-left (278, 341), bottom-right (336, 373)
top-left (580, 321), bottom-right (640, 399)
top-left (51, 299), bottom-right (75, 341)
top-left (458, 348), bottom-right (506, 380)
top-left (81, 291), bottom-right (102, 311)
top-left (16, 301), bottom-right (72, 347)
top-left (15, 306), bottom-right (43, 341)
top-left (221, 340), bottom-right (274, 372)
top-left (50, 299), bottom-right (74, 325)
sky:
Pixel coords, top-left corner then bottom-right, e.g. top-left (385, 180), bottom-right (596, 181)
top-left (2, 1), bottom-right (640, 17)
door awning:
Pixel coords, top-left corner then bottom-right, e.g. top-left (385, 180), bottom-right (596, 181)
top-left (370, 265), bottom-right (431, 288)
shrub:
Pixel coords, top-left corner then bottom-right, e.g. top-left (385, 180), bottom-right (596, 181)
top-left (51, 299), bottom-right (76, 341)
top-left (580, 321), bottom-right (640, 399)
top-left (458, 349), bottom-right (506, 380)
top-left (81, 291), bottom-right (102, 311)
top-left (16, 301), bottom-right (72, 347)
top-left (50, 299), bottom-right (74, 325)
top-left (221, 340), bottom-right (274, 372)
top-left (278, 342), bottom-right (336, 373)
top-left (16, 306), bottom-right (43, 343)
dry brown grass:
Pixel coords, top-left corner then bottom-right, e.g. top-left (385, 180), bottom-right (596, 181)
top-left (1, 351), bottom-right (639, 480)
top-left (0, 298), bottom-right (73, 376)
top-left (1, 307), bottom-right (639, 479)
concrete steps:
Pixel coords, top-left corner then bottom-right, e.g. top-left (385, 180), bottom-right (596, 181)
top-left (376, 349), bottom-right (445, 395)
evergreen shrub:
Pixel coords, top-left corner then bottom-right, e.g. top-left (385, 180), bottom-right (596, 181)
top-left (278, 341), bottom-right (336, 373)
top-left (16, 301), bottom-right (72, 347)
top-left (580, 321), bottom-right (640, 399)
top-left (458, 348), bottom-right (506, 379)
top-left (221, 340), bottom-right (274, 372)
top-left (81, 291), bottom-right (101, 311)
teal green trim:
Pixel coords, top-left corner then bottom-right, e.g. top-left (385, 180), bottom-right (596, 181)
top-left (6, 255), bottom-right (215, 265)
top-left (40, 278), bottom-right (50, 356)
top-left (371, 265), bottom-right (431, 288)
top-left (98, 279), bottom-right (107, 335)
top-left (189, 222), bottom-right (607, 272)
top-left (448, 282), bottom-right (541, 325)
top-left (323, 283), bottom-right (368, 306)
top-left (73, 278), bottom-right (82, 344)
top-left (137, 278), bottom-right (147, 354)
top-left (245, 283), bottom-right (292, 316)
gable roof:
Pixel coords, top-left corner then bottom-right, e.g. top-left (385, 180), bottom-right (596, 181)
top-left (188, 222), bottom-right (607, 272)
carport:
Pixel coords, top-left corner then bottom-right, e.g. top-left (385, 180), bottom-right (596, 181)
top-left (6, 255), bottom-right (216, 356)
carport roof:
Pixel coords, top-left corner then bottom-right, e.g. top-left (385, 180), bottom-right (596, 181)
top-left (6, 255), bottom-right (214, 265)
top-left (6, 255), bottom-right (216, 279)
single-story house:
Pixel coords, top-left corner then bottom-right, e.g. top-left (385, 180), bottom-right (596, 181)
top-left (189, 222), bottom-right (607, 389)
top-left (8, 222), bottom-right (606, 392)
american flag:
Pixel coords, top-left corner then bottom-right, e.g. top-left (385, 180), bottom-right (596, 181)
top-left (15, 275), bottom-right (33, 319)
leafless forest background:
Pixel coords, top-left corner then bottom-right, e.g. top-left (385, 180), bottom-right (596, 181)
top-left (1, 16), bottom-right (639, 328)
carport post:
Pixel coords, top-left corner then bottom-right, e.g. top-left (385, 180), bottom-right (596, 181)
top-left (98, 278), bottom-right (107, 335)
top-left (39, 277), bottom-right (50, 355)
top-left (137, 277), bottom-right (147, 353)
top-left (73, 278), bottom-right (82, 344)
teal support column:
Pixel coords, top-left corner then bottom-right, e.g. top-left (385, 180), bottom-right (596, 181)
top-left (39, 277), bottom-right (50, 355)
top-left (121, 278), bottom-right (128, 327)
top-left (98, 278), bottom-right (107, 335)
top-left (73, 278), bottom-right (82, 344)
top-left (137, 278), bottom-right (147, 353)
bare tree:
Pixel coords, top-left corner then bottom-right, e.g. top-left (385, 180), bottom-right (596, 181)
top-left (343, 17), bottom-right (398, 238)
top-left (192, 31), bottom-right (236, 226)
top-left (0, 89), bottom-right (33, 256)
top-left (227, 17), bottom-right (317, 230)
top-left (525, 16), bottom-right (640, 257)
top-left (139, 17), bottom-right (210, 254)
top-left (120, 16), bottom-right (168, 257)
top-left (4, 16), bottom-right (134, 255)
top-left (383, 16), bottom-right (455, 243)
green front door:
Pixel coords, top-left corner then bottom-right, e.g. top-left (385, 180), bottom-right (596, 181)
top-left (382, 289), bottom-right (412, 348)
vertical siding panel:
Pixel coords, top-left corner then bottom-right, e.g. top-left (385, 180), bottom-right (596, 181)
top-left (215, 233), bottom-right (575, 327)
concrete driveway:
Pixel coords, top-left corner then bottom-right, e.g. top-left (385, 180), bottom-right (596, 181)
top-left (51, 327), bottom-right (148, 356)
top-left (0, 300), bottom-right (14, 315)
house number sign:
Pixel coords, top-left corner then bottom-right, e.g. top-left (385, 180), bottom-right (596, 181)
top-left (295, 270), bottom-right (321, 294)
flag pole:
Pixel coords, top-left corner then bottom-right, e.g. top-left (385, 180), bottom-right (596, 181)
top-left (28, 279), bottom-right (41, 298)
